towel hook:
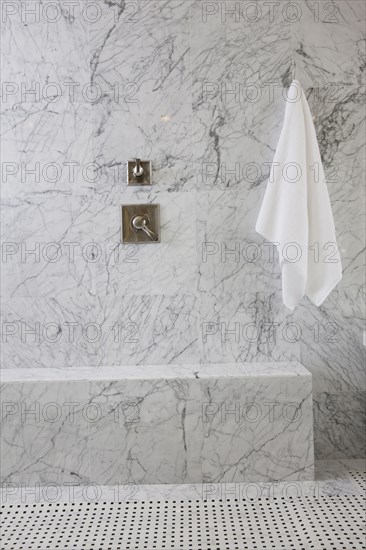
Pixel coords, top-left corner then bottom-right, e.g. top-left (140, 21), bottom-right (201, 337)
top-left (291, 60), bottom-right (296, 81)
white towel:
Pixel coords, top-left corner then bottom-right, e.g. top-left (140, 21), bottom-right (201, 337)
top-left (255, 80), bottom-right (342, 310)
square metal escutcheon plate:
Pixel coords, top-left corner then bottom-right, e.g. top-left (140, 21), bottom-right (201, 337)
top-left (127, 160), bottom-right (153, 186)
top-left (121, 204), bottom-right (160, 243)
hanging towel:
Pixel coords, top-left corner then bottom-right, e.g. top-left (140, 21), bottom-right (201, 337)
top-left (255, 80), bottom-right (342, 310)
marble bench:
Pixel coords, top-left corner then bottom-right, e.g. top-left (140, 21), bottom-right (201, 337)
top-left (0, 362), bottom-right (314, 486)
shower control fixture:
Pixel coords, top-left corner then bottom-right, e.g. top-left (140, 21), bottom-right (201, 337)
top-left (133, 158), bottom-right (144, 178)
top-left (131, 214), bottom-right (159, 241)
top-left (127, 158), bottom-right (152, 185)
top-left (122, 204), bottom-right (160, 243)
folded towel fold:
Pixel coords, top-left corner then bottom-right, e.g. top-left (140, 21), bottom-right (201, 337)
top-left (255, 80), bottom-right (342, 310)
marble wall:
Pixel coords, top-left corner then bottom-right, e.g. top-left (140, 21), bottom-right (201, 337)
top-left (1, 0), bottom-right (365, 459)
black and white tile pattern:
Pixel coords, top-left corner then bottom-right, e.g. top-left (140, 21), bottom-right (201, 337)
top-left (1, 488), bottom-right (365, 549)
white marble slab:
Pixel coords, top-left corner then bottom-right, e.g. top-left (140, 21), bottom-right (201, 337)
top-left (198, 291), bottom-right (301, 364)
top-left (313, 390), bottom-right (366, 460)
top-left (293, 0), bottom-right (365, 88)
top-left (1, 459), bottom-right (363, 506)
top-left (1, 294), bottom-right (199, 368)
top-left (0, 362), bottom-right (314, 485)
top-left (1, 361), bottom-right (310, 382)
top-left (199, 373), bottom-right (314, 483)
top-left (1, 379), bottom-right (90, 485)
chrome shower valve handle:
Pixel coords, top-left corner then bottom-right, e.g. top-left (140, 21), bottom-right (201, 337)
top-left (132, 158), bottom-right (144, 178)
top-left (131, 214), bottom-right (159, 241)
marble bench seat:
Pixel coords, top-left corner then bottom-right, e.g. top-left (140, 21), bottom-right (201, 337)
top-left (0, 362), bottom-right (314, 486)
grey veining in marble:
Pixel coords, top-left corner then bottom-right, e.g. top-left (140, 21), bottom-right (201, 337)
top-left (88, 377), bottom-right (202, 485)
top-left (199, 291), bottom-right (301, 364)
top-left (313, 390), bottom-right (366, 459)
top-left (90, 0), bottom-right (191, 95)
top-left (295, 289), bottom-right (366, 393)
top-left (305, 84), bottom-right (366, 293)
top-left (1, 293), bottom-right (199, 368)
top-left (92, 92), bottom-right (195, 194)
top-left (1, 458), bottom-right (363, 505)
top-left (200, 371), bottom-right (314, 483)
top-left (293, 0), bottom-right (365, 88)
top-left (1, 379), bottom-right (90, 485)
top-left (0, 362), bottom-right (314, 485)
top-left (0, 0), bottom-right (364, 463)
top-left (1, 192), bottom-right (197, 297)
top-left (1, 0), bottom-right (91, 199)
